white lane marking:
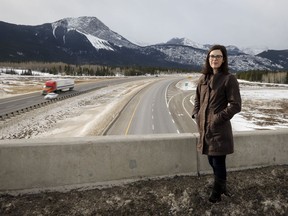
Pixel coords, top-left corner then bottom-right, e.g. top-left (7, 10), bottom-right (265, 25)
top-left (182, 93), bottom-right (197, 124)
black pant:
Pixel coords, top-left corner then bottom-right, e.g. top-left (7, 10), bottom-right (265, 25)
top-left (208, 155), bottom-right (227, 180)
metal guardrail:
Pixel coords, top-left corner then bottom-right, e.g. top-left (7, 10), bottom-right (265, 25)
top-left (0, 86), bottom-right (104, 121)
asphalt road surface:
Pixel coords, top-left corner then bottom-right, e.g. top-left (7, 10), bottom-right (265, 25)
top-left (106, 77), bottom-right (198, 135)
top-left (0, 77), bottom-right (150, 118)
top-left (1, 76), bottom-right (198, 135)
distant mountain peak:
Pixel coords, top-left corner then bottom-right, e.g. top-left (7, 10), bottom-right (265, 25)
top-left (55, 16), bottom-right (110, 34)
top-left (240, 46), bottom-right (269, 55)
top-left (51, 17), bottom-right (113, 51)
top-left (52, 16), bottom-right (138, 50)
top-left (166, 37), bottom-right (206, 49)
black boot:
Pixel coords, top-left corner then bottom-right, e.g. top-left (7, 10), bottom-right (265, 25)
top-left (217, 177), bottom-right (231, 197)
top-left (209, 177), bottom-right (222, 203)
top-left (209, 176), bottom-right (231, 203)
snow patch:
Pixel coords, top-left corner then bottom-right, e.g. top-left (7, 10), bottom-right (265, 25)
top-left (176, 78), bottom-right (288, 132)
top-left (83, 32), bottom-right (114, 51)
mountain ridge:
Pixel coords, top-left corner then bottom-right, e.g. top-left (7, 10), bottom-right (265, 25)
top-left (0, 16), bottom-right (287, 71)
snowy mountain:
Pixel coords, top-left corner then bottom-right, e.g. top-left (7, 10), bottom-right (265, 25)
top-left (0, 17), bottom-right (170, 67)
top-left (257, 49), bottom-right (288, 70)
top-left (166, 37), bottom-right (209, 50)
top-left (150, 43), bottom-right (283, 71)
top-left (151, 37), bottom-right (283, 71)
top-left (165, 37), bottom-right (265, 56)
top-left (0, 16), bottom-right (287, 71)
top-left (241, 46), bottom-right (269, 55)
top-left (51, 17), bottom-right (138, 50)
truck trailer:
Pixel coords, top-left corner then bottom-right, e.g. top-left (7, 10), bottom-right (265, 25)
top-left (42, 79), bottom-right (74, 95)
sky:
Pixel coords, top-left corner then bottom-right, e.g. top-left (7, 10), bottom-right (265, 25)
top-left (1, 0), bottom-right (288, 50)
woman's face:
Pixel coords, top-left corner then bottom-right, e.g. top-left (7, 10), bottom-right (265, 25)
top-left (209, 49), bottom-right (224, 72)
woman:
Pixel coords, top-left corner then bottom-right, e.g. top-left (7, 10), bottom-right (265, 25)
top-left (192, 45), bottom-right (241, 203)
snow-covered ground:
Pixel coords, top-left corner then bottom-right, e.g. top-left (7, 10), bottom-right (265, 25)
top-left (180, 78), bottom-right (288, 131)
top-left (1, 73), bottom-right (288, 139)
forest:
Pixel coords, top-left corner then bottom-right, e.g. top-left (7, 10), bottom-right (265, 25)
top-left (0, 62), bottom-right (191, 77)
top-left (1, 62), bottom-right (288, 84)
top-left (236, 70), bottom-right (288, 84)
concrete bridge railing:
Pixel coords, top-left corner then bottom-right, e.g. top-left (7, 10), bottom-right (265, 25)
top-left (0, 129), bottom-right (287, 194)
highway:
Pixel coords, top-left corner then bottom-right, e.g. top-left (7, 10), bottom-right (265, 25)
top-left (105, 77), bottom-right (198, 135)
top-left (0, 77), bottom-right (150, 120)
top-left (1, 76), bottom-right (198, 135)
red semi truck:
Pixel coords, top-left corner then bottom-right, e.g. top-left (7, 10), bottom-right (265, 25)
top-left (42, 79), bottom-right (75, 95)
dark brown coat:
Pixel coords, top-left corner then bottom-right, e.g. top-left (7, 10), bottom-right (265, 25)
top-left (192, 72), bottom-right (241, 156)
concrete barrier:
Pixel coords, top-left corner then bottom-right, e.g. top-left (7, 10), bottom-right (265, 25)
top-left (0, 129), bottom-right (287, 194)
top-left (197, 129), bottom-right (288, 174)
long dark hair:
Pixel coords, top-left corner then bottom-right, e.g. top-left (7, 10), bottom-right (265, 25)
top-left (202, 44), bottom-right (229, 74)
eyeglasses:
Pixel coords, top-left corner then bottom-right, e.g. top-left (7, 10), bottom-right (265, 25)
top-left (209, 55), bottom-right (223, 59)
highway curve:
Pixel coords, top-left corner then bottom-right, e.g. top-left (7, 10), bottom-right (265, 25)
top-left (105, 77), bottom-right (198, 135)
